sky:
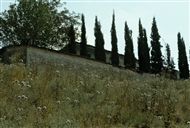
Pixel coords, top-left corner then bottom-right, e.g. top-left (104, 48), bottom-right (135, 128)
top-left (0, 0), bottom-right (189, 69)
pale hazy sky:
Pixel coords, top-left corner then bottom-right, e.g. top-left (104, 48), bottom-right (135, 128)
top-left (0, 0), bottom-right (189, 69)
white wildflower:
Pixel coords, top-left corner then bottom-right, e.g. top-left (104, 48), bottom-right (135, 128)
top-left (66, 97), bottom-right (71, 101)
top-left (74, 100), bottom-right (78, 103)
top-left (37, 107), bottom-right (42, 111)
top-left (56, 101), bottom-right (61, 104)
top-left (107, 115), bottom-right (112, 119)
top-left (66, 119), bottom-right (71, 124)
top-left (43, 106), bottom-right (47, 109)
top-left (96, 91), bottom-right (100, 94)
top-left (18, 108), bottom-right (23, 111)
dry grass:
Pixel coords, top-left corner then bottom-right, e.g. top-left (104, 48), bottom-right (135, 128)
top-left (0, 60), bottom-right (190, 128)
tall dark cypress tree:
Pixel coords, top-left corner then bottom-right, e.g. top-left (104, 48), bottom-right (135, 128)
top-left (177, 32), bottom-right (189, 79)
top-left (150, 17), bottom-right (163, 74)
top-left (68, 24), bottom-right (76, 54)
top-left (80, 14), bottom-right (88, 57)
top-left (143, 28), bottom-right (150, 72)
top-left (124, 21), bottom-right (135, 68)
top-left (110, 12), bottom-right (119, 66)
top-left (138, 19), bottom-right (150, 72)
top-left (94, 16), bottom-right (106, 62)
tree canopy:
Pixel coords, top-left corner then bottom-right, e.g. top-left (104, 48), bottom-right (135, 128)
top-left (0, 0), bottom-right (80, 49)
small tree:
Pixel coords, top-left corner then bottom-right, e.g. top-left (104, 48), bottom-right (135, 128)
top-left (124, 21), bottom-right (135, 68)
top-left (80, 14), bottom-right (88, 57)
top-left (164, 43), bottom-right (175, 72)
top-left (177, 32), bottom-right (189, 79)
top-left (68, 24), bottom-right (76, 54)
top-left (150, 17), bottom-right (163, 74)
top-left (164, 43), bottom-right (176, 78)
top-left (110, 12), bottom-right (119, 65)
top-left (94, 16), bottom-right (106, 62)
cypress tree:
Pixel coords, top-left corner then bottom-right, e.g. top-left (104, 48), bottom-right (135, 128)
top-left (80, 14), bottom-right (88, 57)
top-left (110, 12), bottom-right (119, 66)
top-left (138, 19), bottom-right (150, 72)
top-left (94, 16), bottom-right (106, 62)
top-left (124, 21), bottom-right (135, 68)
top-left (150, 17), bottom-right (163, 74)
top-left (164, 43), bottom-right (176, 78)
top-left (68, 24), bottom-right (76, 54)
top-left (177, 33), bottom-right (189, 79)
top-left (143, 28), bottom-right (150, 72)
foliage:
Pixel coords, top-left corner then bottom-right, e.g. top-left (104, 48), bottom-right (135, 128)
top-left (177, 32), bottom-right (189, 79)
top-left (94, 16), bottom-right (106, 62)
top-left (68, 24), bottom-right (76, 54)
top-left (150, 17), bottom-right (163, 74)
top-left (110, 12), bottom-right (119, 66)
top-left (124, 21), bottom-right (135, 69)
top-left (0, 60), bottom-right (190, 127)
top-left (138, 19), bottom-right (150, 72)
top-left (0, 0), bottom-right (80, 49)
top-left (80, 14), bottom-right (88, 57)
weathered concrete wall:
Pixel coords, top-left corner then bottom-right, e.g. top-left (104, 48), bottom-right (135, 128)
top-left (26, 46), bottom-right (117, 70)
top-left (75, 43), bottom-right (125, 67)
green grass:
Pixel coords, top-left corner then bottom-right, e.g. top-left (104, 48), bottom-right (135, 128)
top-left (0, 61), bottom-right (190, 128)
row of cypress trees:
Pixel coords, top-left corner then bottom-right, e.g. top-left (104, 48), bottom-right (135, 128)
top-left (68, 13), bottom-right (189, 79)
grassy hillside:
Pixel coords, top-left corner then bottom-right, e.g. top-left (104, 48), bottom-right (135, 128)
top-left (0, 61), bottom-right (190, 128)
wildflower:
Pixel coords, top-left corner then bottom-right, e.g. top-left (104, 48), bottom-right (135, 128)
top-left (107, 115), bottom-right (112, 119)
top-left (27, 84), bottom-right (31, 88)
top-left (56, 101), bottom-right (61, 104)
top-left (65, 97), bottom-right (71, 101)
top-left (55, 70), bottom-right (60, 74)
top-left (96, 91), bottom-right (100, 94)
top-left (18, 108), bottom-right (23, 111)
top-left (74, 100), bottom-right (78, 103)
top-left (18, 96), bottom-right (21, 99)
top-left (21, 95), bottom-right (28, 99)
top-left (187, 121), bottom-right (190, 125)
top-left (21, 81), bottom-right (27, 86)
top-left (66, 119), bottom-right (71, 124)
top-left (43, 106), bottom-right (47, 109)
top-left (37, 107), bottom-right (42, 111)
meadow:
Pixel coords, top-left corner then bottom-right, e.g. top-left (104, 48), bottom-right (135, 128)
top-left (0, 59), bottom-right (190, 128)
